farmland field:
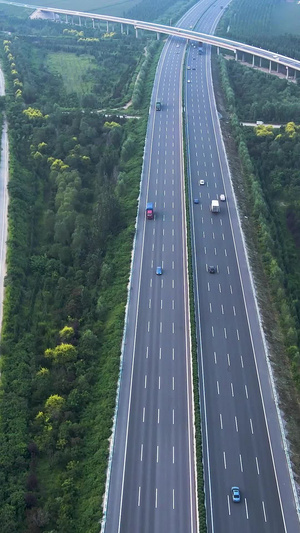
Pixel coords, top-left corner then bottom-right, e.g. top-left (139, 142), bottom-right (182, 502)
top-left (46, 52), bottom-right (97, 95)
top-left (27, 0), bottom-right (141, 16)
top-left (270, 2), bottom-right (300, 36)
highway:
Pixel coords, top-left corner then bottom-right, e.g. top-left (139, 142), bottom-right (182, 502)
top-left (2, 0), bottom-right (300, 73)
top-left (2, 0), bottom-right (298, 530)
top-left (104, 1), bottom-right (222, 532)
top-left (186, 2), bottom-right (300, 533)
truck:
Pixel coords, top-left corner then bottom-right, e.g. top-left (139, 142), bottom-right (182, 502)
top-left (198, 42), bottom-right (204, 54)
top-left (146, 202), bottom-right (154, 220)
top-left (210, 200), bottom-right (220, 213)
top-left (156, 101), bottom-right (161, 111)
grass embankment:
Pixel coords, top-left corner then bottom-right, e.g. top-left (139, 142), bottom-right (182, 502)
top-left (46, 53), bottom-right (97, 96)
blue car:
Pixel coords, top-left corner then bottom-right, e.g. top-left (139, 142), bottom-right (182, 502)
top-left (156, 266), bottom-right (162, 275)
top-left (194, 198), bottom-right (199, 204)
top-left (231, 487), bottom-right (241, 503)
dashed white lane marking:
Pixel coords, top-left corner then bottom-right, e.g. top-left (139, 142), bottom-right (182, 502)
top-left (156, 445), bottom-right (159, 463)
top-left (231, 383), bottom-right (234, 397)
top-left (138, 486), bottom-right (141, 507)
top-left (173, 489), bottom-right (175, 510)
top-left (224, 327), bottom-right (227, 339)
top-left (148, 299), bottom-right (151, 309)
top-left (144, 375), bottom-right (147, 389)
top-left (220, 413), bottom-right (223, 429)
top-left (172, 409), bottom-right (175, 425)
top-left (140, 444), bottom-right (143, 461)
top-left (235, 416), bottom-right (239, 432)
top-left (237, 329), bottom-right (240, 341)
top-left (227, 353), bottom-right (230, 366)
top-left (214, 351), bottom-right (217, 364)
top-left (245, 384), bottom-right (249, 399)
top-left (239, 454), bottom-right (243, 472)
top-left (146, 347), bottom-right (149, 359)
top-left (250, 418), bottom-right (254, 434)
top-left (227, 494), bottom-right (231, 516)
top-left (245, 498), bottom-right (249, 519)
top-left (262, 501), bottom-right (267, 522)
top-left (212, 325), bottom-right (215, 337)
top-left (221, 304), bottom-right (224, 314)
top-left (172, 376), bottom-right (175, 390)
top-left (157, 408), bottom-right (160, 424)
top-left (233, 305), bottom-right (236, 316)
top-left (256, 456), bottom-right (260, 475)
top-left (158, 376), bottom-right (161, 390)
top-left (159, 347), bottom-right (162, 360)
top-left (240, 355), bottom-right (244, 368)
top-left (223, 451), bottom-right (227, 469)
top-left (217, 380), bottom-right (220, 395)
top-left (148, 321), bottom-right (150, 332)
top-left (142, 407), bottom-right (145, 423)
top-left (172, 348), bottom-right (175, 360)
top-left (155, 488), bottom-right (158, 509)
top-left (173, 446), bottom-right (175, 464)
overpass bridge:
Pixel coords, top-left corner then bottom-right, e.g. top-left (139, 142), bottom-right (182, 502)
top-left (1, 0), bottom-right (300, 78)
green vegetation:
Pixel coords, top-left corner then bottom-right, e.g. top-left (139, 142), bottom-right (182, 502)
top-left (46, 52), bottom-right (97, 96)
top-left (183, 118), bottom-right (207, 531)
top-left (0, 0), bottom-right (142, 18)
top-left (226, 61), bottom-right (300, 123)
top-left (216, 54), bottom-right (300, 470)
top-left (0, 11), bottom-right (163, 530)
top-left (218, 0), bottom-right (300, 59)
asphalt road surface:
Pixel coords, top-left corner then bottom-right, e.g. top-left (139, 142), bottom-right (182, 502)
top-left (104, 0), bottom-right (300, 531)
top-left (104, 1), bottom-right (219, 532)
top-left (186, 2), bottom-right (300, 533)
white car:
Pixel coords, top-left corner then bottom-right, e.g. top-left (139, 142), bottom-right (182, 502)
top-left (187, 79), bottom-right (191, 83)
top-left (200, 179), bottom-right (205, 185)
top-left (187, 66), bottom-right (191, 70)
top-left (220, 194), bottom-right (226, 201)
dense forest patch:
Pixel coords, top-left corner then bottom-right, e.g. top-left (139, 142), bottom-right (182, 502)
top-left (0, 14), bottom-right (163, 530)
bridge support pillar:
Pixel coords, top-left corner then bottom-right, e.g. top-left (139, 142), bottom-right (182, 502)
top-left (92, 18), bottom-right (95, 29)
top-left (107, 20), bottom-right (109, 32)
top-left (65, 14), bottom-right (68, 23)
top-left (79, 16), bottom-right (81, 26)
top-left (294, 71), bottom-right (297, 80)
top-left (242, 52), bottom-right (245, 62)
top-left (135, 28), bottom-right (139, 38)
top-left (259, 57), bottom-right (262, 67)
top-left (217, 47), bottom-right (220, 55)
top-left (127, 25), bottom-right (129, 34)
top-left (269, 60), bottom-right (272, 73)
top-left (252, 55), bottom-right (255, 66)
top-left (286, 66), bottom-right (289, 79)
top-left (234, 51), bottom-right (237, 61)
top-left (121, 23), bottom-right (123, 33)
top-left (156, 32), bottom-right (160, 40)
top-left (71, 16), bottom-right (74, 25)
